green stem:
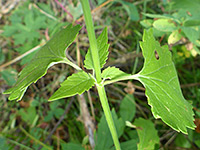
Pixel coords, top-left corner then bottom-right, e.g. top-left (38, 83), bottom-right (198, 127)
top-left (96, 84), bottom-right (121, 150)
top-left (80, 0), bottom-right (121, 149)
top-left (80, 0), bottom-right (102, 83)
top-left (6, 138), bottom-right (33, 150)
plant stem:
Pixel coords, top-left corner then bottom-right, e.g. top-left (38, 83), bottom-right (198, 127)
top-left (80, 0), bottom-right (121, 149)
top-left (96, 84), bottom-right (121, 150)
top-left (80, 0), bottom-right (101, 83)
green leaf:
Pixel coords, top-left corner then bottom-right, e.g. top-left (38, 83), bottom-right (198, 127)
top-left (168, 30), bottom-right (182, 45)
top-left (116, 0), bottom-right (139, 21)
top-left (0, 68), bottom-right (17, 86)
top-left (102, 66), bottom-right (129, 80)
top-left (110, 139), bottom-right (138, 150)
top-left (0, 137), bottom-right (9, 150)
top-left (181, 26), bottom-right (200, 43)
top-left (137, 29), bottom-right (195, 133)
top-left (61, 143), bottom-right (84, 150)
top-left (175, 134), bottom-right (191, 148)
top-left (3, 9), bottom-right (46, 45)
top-left (183, 19), bottom-right (200, 27)
top-left (49, 71), bottom-right (95, 101)
top-left (153, 19), bottom-right (177, 32)
top-left (44, 111), bottom-right (54, 122)
top-left (18, 106), bottom-right (38, 126)
top-left (120, 139), bottom-right (137, 150)
top-left (67, 2), bottom-right (83, 20)
top-left (133, 118), bottom-right (159, 150)
top-left (54, 108), bottom-right (65, 119)
top-left (171, 0), bottom-right (200, 13)
top-left (84, 27), bottom-right (109, 69)
top-left (120, 94), bottom-right (136, 122)
top-left (140, 19), bottom-right (153, 28)
top-left (143, 13), bottom-right (175, 20)
top-left (0, 48), bottom-right (5, 64)
top-left (3, 24), bottom-right (81, 101)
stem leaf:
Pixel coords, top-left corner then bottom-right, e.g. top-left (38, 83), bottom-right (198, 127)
top-left (3, 24), bottom-right (81, 101)
top-left (49, 71), bottom-right (95, 101)
top-left (84, 27), bottom-right (109, 70)
top-left (137, 29), bottom-right (195, 134)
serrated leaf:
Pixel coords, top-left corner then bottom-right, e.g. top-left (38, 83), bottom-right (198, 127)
top-left (133, 118), bottom-right (159, 150)
top-left (102, 66), bottom-right (129, 80)
top-left (49, 71), bottom-right (95, 101)
top-left (3, 24), bottom-right (81, 101)
top-left (84, 27), bottom-right (109, 69)
top-left (137, 29), bottom-right (195, 134)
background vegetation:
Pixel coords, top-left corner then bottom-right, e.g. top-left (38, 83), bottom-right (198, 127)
top-left (0, 0), bottom-right (200, 149)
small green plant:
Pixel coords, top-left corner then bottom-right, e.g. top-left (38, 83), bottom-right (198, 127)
top-left (3, 0), bottom-right (196, 149)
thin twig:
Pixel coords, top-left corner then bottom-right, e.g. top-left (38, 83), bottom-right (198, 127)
top-left (54, 0), bottom-right (73, 19)
top-left (76, 34), bottom-right (95, 149)
top-left (77, 94), bottom-right (95, 149)
top-left (0, 42), bottom-right (45, 71)
top-left (181, 82), bottom-right (200, 88)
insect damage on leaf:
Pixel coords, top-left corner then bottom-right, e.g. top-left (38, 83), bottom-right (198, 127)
top-left (137, 29), bottom-right (196, 134)
top-left (3, 24), bottom-right (82, 101)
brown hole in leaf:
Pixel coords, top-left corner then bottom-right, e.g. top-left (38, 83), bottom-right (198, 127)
top-left (154, 50), bottom-right (159, 60)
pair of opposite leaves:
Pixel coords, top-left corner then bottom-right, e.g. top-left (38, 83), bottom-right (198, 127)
top-left (4, 24), bottom-right (196, 134)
